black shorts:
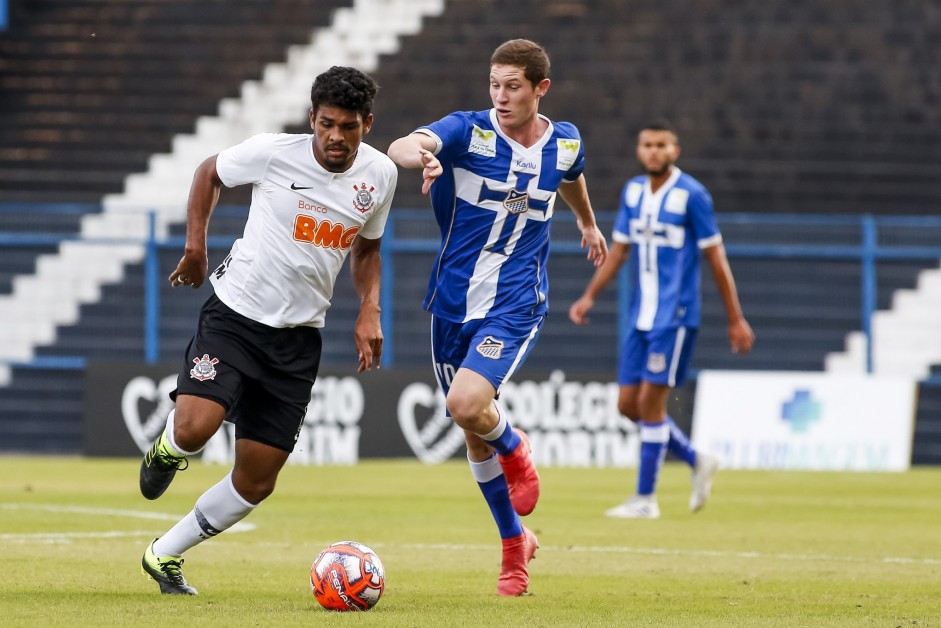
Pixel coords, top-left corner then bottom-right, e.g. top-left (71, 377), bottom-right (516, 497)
top-left (173, 293), bottom-right (322, 452)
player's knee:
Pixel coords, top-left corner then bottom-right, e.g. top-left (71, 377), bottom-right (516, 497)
top-left (171, 417), bottom-right (213, 452)
top-left (618, 399), bottom-right (640, 421)
top-left (172, 396), bottom-right (225, 451)
top-left (445, 391), bottom-right (486, 430)
top-left (231, 475), bottom-right (276, 505)
top-left (636, 390), bottom-right (668, 422)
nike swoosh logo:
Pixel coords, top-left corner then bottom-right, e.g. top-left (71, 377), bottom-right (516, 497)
top-left (291, 182), bottom-right (313, 190)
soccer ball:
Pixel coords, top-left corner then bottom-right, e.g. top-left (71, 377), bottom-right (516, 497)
top-left (310, 541), bottom-right (385, 611)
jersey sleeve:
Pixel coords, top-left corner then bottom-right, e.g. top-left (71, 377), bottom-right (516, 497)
top-left (554, 122), bottom-right (585, 182)
top-left (215, 133), bottom-right (283, 188)
top-left (358, 159), bottom-right (398, 240)
top-left (688, 186), bottom-right (723, 248)
top-left (418, 112), bottom-right (470, 163)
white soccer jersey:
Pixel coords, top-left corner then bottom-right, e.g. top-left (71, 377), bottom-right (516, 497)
top-left (212, 133), bottom-right (397, 328)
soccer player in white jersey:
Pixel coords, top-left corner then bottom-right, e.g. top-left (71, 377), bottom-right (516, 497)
top-left (388, 39), bottom-right (607, 595)
top-left (137, 66), bottom-right (397, 595)
top-left (569, 121), bottom-right (754, 519)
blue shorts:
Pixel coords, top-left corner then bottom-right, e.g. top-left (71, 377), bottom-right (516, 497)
top-left (430, 313), bottom-right (544, 397)
top-left (618, 326), bottom-right (698, 388)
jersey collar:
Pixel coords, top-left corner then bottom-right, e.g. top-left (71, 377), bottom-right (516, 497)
top-left (488, 109), bottom-right (554, 153)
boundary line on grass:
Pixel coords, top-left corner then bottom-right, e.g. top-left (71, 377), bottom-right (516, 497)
top-left (0, 502), bottom-right (255, 543)
top-left (5, 503), bottom-right (937, 567)
top-left (353, 541), bottom-right (941, 567)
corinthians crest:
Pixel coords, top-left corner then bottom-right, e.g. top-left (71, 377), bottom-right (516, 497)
top-left (190, 354), bottom-right (220, 381)
top-left (352, 182), bottom-right (376, 213)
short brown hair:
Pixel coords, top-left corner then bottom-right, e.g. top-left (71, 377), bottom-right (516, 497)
top-left (490, 39), bottom-right (550, 86)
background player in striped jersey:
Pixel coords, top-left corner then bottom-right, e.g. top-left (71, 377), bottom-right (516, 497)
top-left (137, 66), bottom-right (397, 594)
top-left (569, 121), bottom-right (754, 519)
top-left (388, 38), bottom-right (607, 596)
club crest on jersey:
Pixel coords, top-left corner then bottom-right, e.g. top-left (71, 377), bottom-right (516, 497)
top-left (190, 354), bottom-right (220, 381)
top-left (503, 189), bottom-right (530, 215)
top-left (468, 125), bottom-right (497, 157)
top-left (476, 336), bottom-right (505, 360)
top-left (352, 182), bottom-right (376, 213)
top-left (647, 353), bottom-right (667, 374)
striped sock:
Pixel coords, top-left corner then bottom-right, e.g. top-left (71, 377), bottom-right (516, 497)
top-left (154, 471), bottom-right (256, 556)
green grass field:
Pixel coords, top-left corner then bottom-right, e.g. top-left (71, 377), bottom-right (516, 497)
top-left (1, 457), bottom-right (939, 627)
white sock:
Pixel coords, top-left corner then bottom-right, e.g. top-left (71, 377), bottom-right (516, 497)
top-left (480, 401), bottom-right (509, 442)
top-left (153, 471), bottom-right (256, 557)
top-left (163, 409), bottom-right (204, 457)
top-left (467, 452), bottom-right (503, 483)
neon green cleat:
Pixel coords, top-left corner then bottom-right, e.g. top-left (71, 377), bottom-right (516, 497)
top-left (139, 433), bottom-right (188, 500)
top-left (141, 539), bottom-right (198, 595)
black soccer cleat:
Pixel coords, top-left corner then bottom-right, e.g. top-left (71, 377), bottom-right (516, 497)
top-left (141, 539), bottom-right (198, 595)
top-left (139, 435), bottom-right (188, 500)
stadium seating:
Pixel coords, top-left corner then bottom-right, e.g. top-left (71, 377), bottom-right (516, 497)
top-left (826, 262), bottom-right (941, 379)
top-left (0, 0), bottom-right (356, 203)
top-left (0, 0), bottom-right (445, 365)
top-left (913, 364), bottom-right (941, 465)
top-left (349, 0), bottom-right (941, 217)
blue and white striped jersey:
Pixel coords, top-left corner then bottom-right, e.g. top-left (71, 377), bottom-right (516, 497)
top-left (612, 167), bottom-right (722, 331)
top-left (416, 109), bottom-right (585, 323)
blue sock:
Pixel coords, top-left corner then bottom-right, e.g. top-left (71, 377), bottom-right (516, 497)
top-left (469, 454), bottom-right (522, 539)
top-left (637, 421), bottom-right (669, 496)
top-left (665, 416), bottom-right (697, 467)
top-left (480, 402), bottom-right (521, 456)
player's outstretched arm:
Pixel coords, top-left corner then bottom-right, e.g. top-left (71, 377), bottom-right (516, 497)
top-left (350, 235), bottom-right (383, 372)
top-left (169, 155), bottom-right (222, 289)
top-left (558, 175), bottom-right (608, 267)
top-left (703, 243), bottom-right (755, 355)
top-left (387, 133), bottom-right (442, 195)
top-left (568, 241), bottom-right (629, 325)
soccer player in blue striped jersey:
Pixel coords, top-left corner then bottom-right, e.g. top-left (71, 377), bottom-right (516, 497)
top-left (389, 38), bottom-right (607, 595)
top-left (569, 121), bottom-right (754, 519)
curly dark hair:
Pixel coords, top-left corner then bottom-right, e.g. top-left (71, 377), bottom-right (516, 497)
top-left (310, 66), bottom-right (379, 120)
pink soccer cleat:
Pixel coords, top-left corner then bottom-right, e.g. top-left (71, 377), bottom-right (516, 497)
top-left (497, 526), bottom-right (538, 596)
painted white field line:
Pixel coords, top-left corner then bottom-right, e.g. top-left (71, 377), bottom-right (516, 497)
top-left (2, 503), bottom-right (184, 522)
top-left (0, 502), bottom-right (255, 543)
top-left (552, 544), bottom-right (941, 566)
top-left (280, 540), bottom-right (940, 568)
top-left (1, 530), bottom-right (159, 543)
